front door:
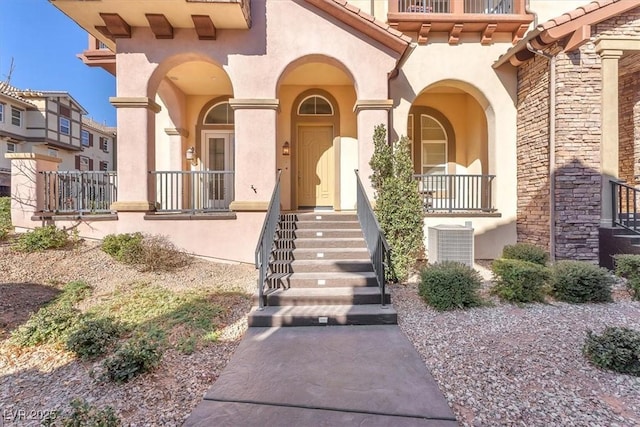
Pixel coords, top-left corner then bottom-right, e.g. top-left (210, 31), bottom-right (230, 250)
top-left (298, 126), bottom-right (334, 207)
top-left (202, 132), bottom-right (233, 208)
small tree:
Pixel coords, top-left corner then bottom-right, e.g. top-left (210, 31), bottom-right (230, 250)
top-left (370, 124), bottom-right (424, 282)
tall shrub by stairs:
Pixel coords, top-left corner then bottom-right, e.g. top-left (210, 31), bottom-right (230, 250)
top-left (370, 124), bottom-right (425, 282)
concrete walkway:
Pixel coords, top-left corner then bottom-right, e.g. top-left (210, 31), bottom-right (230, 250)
top-left (184, 325), bottom-right (458, 426)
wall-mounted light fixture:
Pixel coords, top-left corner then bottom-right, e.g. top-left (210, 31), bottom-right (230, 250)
top-left (282, 141), bottom-right (290, 156)
top-left (185, 147), bottom-right (197, 166)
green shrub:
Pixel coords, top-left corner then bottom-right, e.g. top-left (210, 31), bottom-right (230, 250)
top-left (551, 260), bottom-right (613, 303)
top-left (12, 225), bottom-right (69, 252)
top-left (0, 196), bottom-right (11, 240)
top-left (418, 261), bottom-right (483, 311)
top-left (491, 258), bottom-right (549, 303)
top-left (10, 303), bottom-right (81, 346)
top-left (66, 317), bottom-right (123, 359)
top-left (102, 336), bottom-right (163, 383)
top-left (370, 125), bottom-right (425, 281)
top-left (59, 398), bottom-right (120, 427)
top-left (583, 326), bottom-right (640, 376)
top-left (614, 254), bottom-right (640, 300)
top-left (502, 243), bottom-right (548, 266)
top-left (101, 232), bottom-right (144, 263)
top-left (58, 281), bottom-right (93, 305)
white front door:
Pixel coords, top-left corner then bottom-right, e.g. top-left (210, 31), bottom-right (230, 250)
top-left (202, 132), bottom-right (233, 207)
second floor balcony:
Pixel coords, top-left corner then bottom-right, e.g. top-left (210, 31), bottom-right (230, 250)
top-left (388, 0), bottom-right (533, 44)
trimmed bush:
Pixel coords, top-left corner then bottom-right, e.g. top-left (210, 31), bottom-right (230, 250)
top-left (102, 336), bottom-right (163, 383)
top-left (419, 261), bottom-right (483, 311)
top-left (583, 327), bottom-right (640, 376)
top-left (491, 258), bottom-right (549, 303)
top-left (12, 225), bottom-right (69, 252)
top-left (101, 232), bottom-right (144, 263)
top-left (66, 317), bottom-right (123, 359)
top-left (502, 243), bottom-right (548, 266)
top-left (10, 303), bottom-right (81, 346)
top-left (59, 398), bottom-right (120, 427)
top-left (551, 261), bottom-right (613, 303)
top-left (614, 254), bottom-right (640, 300)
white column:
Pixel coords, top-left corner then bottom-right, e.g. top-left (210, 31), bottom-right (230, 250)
top-left (228, 99), bottom-right (279, 211)
top-left (109, 97), bottom-right (160, 211)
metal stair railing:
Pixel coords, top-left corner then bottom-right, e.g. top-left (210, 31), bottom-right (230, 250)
top-left (612, 179), bottom-right (640, 234)
top-left (254, 170), bottom-right (282, 310)
top-left (355, 170), bottom-right (391, 308)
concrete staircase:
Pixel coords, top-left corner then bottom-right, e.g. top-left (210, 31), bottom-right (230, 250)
top-left (248, 212), bottom-right (396, 327)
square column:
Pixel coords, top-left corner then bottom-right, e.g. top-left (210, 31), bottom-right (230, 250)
top-left (109, 97), bottom-right (161, 212)
top-left (228, 99), bottom-right (279, 211)
top-left (355, 100), bottom-right (394, 201)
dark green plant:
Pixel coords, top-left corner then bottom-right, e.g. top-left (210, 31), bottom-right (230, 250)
top-left (12, 225), bottom-right (69, 252)
top-left (583, 326), bottom-right (640, 376)
top-left (66, 317), bottom-right (123, 359)
top-left (551, 260), bottom-right (613, 303)
top-left (102, 336), bottom-right (163, 383)
top-left (58, 281), bottom-right (93, 305)
top-left (370, 125), bottom-right (425, 281)
top-left (419, 261), bottom-right (483, 311)
top-left (491, 258), bottom-right (549, 303)
top-left (0, 196), bottom-right (11, 240)
top-left (614, 254), bottom-right (640, 300)
top-left (502, 243), bottom-right (549, 266)
top-left (60, 398), bottom-right (121, 427)
top-left (101, 232), bottom-right (144, 263)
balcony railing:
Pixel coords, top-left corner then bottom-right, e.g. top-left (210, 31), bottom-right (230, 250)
top-left (151, 170), bottom-right (234, 213)
top-left (396, 0), bottom-right (514, 14)
top-left (41, 171), bottom-right (117, 214)
top-left (415, 174), bottom-right (496, 213)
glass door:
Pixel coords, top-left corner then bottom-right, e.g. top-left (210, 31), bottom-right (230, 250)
top-left (202, 132), bottom-right (233, 208)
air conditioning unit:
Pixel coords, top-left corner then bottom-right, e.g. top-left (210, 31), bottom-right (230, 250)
top-left (428, 223), bottom-right (474, 267)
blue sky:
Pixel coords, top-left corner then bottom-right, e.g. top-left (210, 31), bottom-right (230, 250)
top-left (0, 0), bottom-right (116, 126)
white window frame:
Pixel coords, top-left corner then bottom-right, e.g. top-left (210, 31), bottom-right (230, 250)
top-left (6, 142), bottom-right (17, 153)
top-left (100, 161), bottom-right (109, 171)
top-left (100, 137), bottom-right (109, 152)
top-left (60, 117), bottom-right (71, 135)
top-left (297, 95), bottom-right (334, 116)
top-left (420, 114), bottom-right (448, 176)
top-left (407, 114), bottom-right (414, 162)
top-left (81, 129), bottom-right (90, 147)
top-left (0, 103), bottom-right (4, 123)
top-left (203, 102), bottom-right (234, 125)
top-left (11, 107), bottom-right (23, 127)
top-left (79, 156), bottom-right (90, 171)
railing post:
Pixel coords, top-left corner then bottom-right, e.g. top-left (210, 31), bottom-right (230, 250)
top-left (611, 180), bottom-right (617, 227)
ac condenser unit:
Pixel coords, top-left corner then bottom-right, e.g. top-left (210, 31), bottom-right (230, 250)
top-left (428, 223), bottom-right (474, 267)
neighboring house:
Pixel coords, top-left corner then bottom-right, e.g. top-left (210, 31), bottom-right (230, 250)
top-left (7, 0), bottom-right (638, 265)
top-left (80, 117), bottom-right (116, 173)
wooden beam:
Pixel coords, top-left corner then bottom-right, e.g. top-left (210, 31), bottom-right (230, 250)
top-left (418, 23), bottom-right (431, 45)
top-left (481, 24), bottom-right (497, 45)
top-left (449, 23), bottom-right (464, 45)
top-left (95, 26), bottom-right (115, 42)
top-left (191, 15), bottom-right (216, 40)
top-left (512, 23), bottom-right (529, 44)
top-left (99, 13), bottom-right (131, 38)
top-left (564, 25), bottom-right (591, 52)
top-left (146, 14), bottom-right (173, 39)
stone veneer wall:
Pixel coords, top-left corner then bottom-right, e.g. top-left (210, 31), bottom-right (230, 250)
top-left (516, 53), bottom-right (551, 250)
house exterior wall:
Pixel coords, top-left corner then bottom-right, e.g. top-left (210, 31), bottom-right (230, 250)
top-left (618, 68), bottom-right (640, 185)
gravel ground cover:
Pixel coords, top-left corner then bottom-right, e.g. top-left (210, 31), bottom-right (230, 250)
top-left (393, 263), bottom-right (640, 427)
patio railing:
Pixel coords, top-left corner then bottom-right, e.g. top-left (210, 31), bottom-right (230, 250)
top-left (396, 0), bottom-right (514, 13)
top-left (415, 174), bottom-right (496, 213)
top-left (612, 180), bottom-right (640, 234)
top-left (41, 171), bottom-right (117, 214)
top-left (150, 170), bottom-right (234, 213)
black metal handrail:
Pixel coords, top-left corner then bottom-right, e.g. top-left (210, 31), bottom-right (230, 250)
top-left (41, 171), bottom-right (117, 214)
top-left (414, 174), bottom-right (496, 212)
top-left (612, 180), bottom-right (640, 234)
top-left (355, 170), bottom-right (391, 307)
top-left (150, 170), bottom-right (234, 213)
top-left (254, 170), bottom-right (282, 310)
top-left (397, 0), bottom-right (513, 14)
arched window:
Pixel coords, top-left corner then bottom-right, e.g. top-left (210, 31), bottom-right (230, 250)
top-left (297, 95), bottom-right (333, 116)
top-left (420, 115), bottom-right (447, 175)
top-left (204, 102), bottom-right (234, 125)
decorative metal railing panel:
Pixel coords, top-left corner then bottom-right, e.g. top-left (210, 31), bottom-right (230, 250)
top-left (414, 174), bottom-right (496, 212)
top-left (612, 180), bottom-right (640, 234)
top-left (397, 0), bottom-right (513, 13)
top-left (41, 171), bottom-right (117, 214)
top-left (150, 171), bottom-right (234, 213)
top-left (355, 170), bottom-right (391, 306)
top-left (255, 170), bottom-right (282, 310)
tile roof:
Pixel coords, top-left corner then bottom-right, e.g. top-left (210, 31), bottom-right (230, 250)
top-left (0, 82), bottom-right (37, 108)
top-left (538, 0), bottom-right (619, 31)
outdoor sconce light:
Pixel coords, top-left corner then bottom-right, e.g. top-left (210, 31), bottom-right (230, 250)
top-left (185, 147), bottom-right (197, 166)
top-left (282, 141), bottom-right (290, 156)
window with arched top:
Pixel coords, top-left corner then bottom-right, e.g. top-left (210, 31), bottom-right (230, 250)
top-left (421, 115), bottom-right (447, 176)
top-left (204, 102), bottom-right (234, 125)
top-left (297, 95), bottom-right (334, 116)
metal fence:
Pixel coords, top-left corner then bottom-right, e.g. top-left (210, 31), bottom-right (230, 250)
top-left (415, 174), bottom-right (496, 212)
top-left (41, 171), bottom-right (117, 214)
top-left (397, 0), bottom-right (513, 13)
top-left (150, 170), bottom-right (234, 213)
top-left (612, 180), bottom-right (640, 234)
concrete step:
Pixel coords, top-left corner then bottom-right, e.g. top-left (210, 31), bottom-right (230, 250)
top-left (295, 220), bottom-right (361, 230)
top-left (257, 287), bottom-right (390, 306)
top-left (294, 212), bottom-right (358, 221)
top-left (293, 237), bottom-right (366, 249)
top-left (290, 247), bottom-right (370, 260)
top-left (286, 259), bottom-right (374, 273)
top-left (288, 229), bottom-right (364, 239)
top-left (247, 304), bottom-right (397, 327)
top-left (269, 271), bottom-right (379, 288)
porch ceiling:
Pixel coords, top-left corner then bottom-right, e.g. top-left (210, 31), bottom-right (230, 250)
top-left (166, 61), bottom-right (233, 95)
top-left (49, 0), bottom-right (250, 51)
top-left (281, 63), bottom-right (353, 86)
